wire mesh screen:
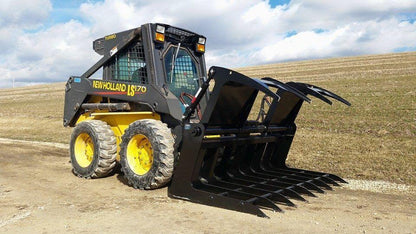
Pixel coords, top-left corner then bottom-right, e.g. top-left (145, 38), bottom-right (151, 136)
top-left (110, 42), bottom-right (148, 84)
top-left (164, 47), bottom-right (199, 98)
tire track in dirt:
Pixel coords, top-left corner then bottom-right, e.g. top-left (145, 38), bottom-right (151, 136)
top-left (0, 137), bottom-right (414, 194)
top-left (0, 138), bottom-right (67, 149)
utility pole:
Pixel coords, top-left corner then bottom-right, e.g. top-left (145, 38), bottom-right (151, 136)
top-left (12, 77), bottom-right (15, 88)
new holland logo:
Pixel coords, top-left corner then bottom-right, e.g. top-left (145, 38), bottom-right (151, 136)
top-left (92, 80), bottom-right (147, 97)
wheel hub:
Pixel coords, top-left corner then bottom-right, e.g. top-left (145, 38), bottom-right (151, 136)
top-left (127, 134), bottom-right (153, 175)
top-left (74, 133), bottom-right (94, 167)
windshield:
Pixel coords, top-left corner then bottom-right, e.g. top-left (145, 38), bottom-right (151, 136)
top-left (164, 47), bottom-right (199, 100)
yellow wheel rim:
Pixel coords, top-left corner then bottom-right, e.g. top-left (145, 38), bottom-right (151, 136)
top-left (74, 133), bottom-right (94, 167)
top-left (126, 134), bottom-right (153, 175)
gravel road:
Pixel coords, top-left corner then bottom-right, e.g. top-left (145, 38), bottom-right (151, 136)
top-left (1, 140), bottom-right (415, 233)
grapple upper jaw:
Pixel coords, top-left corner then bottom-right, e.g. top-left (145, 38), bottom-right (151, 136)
top-left (200, 66), bottom-right (280, 127)
top-left (286, 82), bottom-right (351, 106)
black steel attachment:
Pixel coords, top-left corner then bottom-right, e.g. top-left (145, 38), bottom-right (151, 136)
top-left (169, 66), bottom-right (350, 218)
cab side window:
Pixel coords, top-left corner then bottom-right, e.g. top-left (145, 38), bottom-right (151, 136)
top-left (107, 42), bottom-right (148, 84)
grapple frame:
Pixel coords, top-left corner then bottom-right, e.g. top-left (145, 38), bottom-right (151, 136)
top-left (169, 66), bottom-right (350, 217)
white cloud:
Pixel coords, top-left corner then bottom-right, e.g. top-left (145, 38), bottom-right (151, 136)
top-left (0, 20), bottom-right (98, 88)
top-left (0, 0), bottom-right (51, 29)
top-left (251, 18), bottom-right (416, 63)
top-left (284, 0), bottom-right (416, 31)
top-left (0, 0), bottom-right (52, 59)
top-left (0, 0), bottom-right (415, 88)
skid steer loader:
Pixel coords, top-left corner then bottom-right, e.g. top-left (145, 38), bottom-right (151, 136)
top-left (63, 23), bottom-right (350, 217)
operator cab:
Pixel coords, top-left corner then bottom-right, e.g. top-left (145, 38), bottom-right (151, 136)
top-left (154, 24), bottom-right (207, 117)
top-left (94, 23), bottom-right (207, 118)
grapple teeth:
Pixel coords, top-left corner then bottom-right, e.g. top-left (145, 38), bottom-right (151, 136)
top-left (284, 167), bottom-right (348, 184)
top-left (329, 174), bottom-right (348, 184)
top-left (280, 188), bottom-right (306, 202)
top-left (291, 185), bottom-right (317, 197)
top-left (169, 67), bottom-right (349, 217)
top-left (321, 175), bottom-right (341, 186)
top-left (301, 181), bottom-right (326, 194)
top-left (310, 178), bottom-right (333, 190)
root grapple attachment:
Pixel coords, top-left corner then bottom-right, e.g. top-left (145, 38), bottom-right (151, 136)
top-left (169, 66), bottom-right (350, 218)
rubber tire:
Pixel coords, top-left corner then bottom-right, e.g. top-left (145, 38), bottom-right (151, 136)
top-left (70, 120), bottom-right (117, 178)
top-left (120, 119), bottom-right (174, 189)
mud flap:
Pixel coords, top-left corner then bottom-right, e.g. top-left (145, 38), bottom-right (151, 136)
top-left (169, 67), bottom-right (349, 217)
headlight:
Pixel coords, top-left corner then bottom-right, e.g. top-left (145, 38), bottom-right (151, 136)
top-left (156, 25), bottom-right (165, 34)
top-left (155, 25), bottom-right (165, 43)
top-left (198, 37), bottom-right (206, 45)
top-left (196, 37), bottom-right (206, 53)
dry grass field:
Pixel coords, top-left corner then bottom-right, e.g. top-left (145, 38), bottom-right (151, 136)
top-left (237, 52), bottom-right (416, 185)
top-left (0, 52), bottom-right (415, 185)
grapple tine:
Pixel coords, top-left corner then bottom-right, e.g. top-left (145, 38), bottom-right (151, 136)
top-left (320, 176), bottom-right (341, 186)
top-left (279, 188), bottom-right (307, 202)
top-left (272, 167), bottom-right (338, 185)
top-left (290, 185), bottom-right (316, 197)
top-left (254, 166), bottom-right (328, 183)
top-left (270, 194), bottom-right (296, 207)
top-left (203, 183), bottom-right (283, 212)
top-left (286, 82), bottom-right (332, 105)
top-left (281, 167), bottom-right (329, 177)
top-left (327, 174), bottom-right (348, 183)
top-left (261, 78), bottom-right (311, 103)
top-left (310, 178), bottom-right (333, 190)
top-left (277, 167), bottom-right (329, 179)
top-left (296, 82), bottom-right (351, 106)
top-left (246, 197), bottom-right (283, 213)
top-left (240, 167), bottom-right (307, 185)
top-left (284, 168), bottom-right (348, 184)
top-left (301, 181), bottom-right (325, 193)
top-left (250, 173), bottom-right (319, 193)
top-left (263, 167), bottom-right (340, 187)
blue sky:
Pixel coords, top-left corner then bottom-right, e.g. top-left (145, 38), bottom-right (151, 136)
top-left (49, 1), bottom-right (83, 23)
top-left (0, 0), bottom-right (415, 88)
top-left (49, 0), bottom-right (94, 23)
top-left (270, 0), bottom-right (290, 7)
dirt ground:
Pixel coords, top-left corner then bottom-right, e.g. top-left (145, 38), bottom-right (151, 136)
top-left (0, 141), bottom-right (415, 233)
